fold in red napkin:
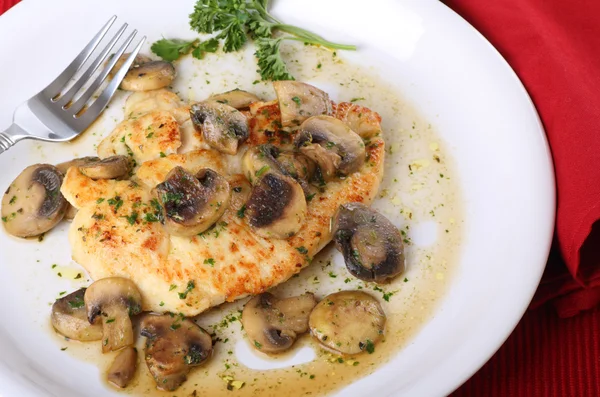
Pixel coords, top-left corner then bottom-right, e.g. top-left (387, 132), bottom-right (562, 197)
top-left (445, 0), bottom-right (600, 317)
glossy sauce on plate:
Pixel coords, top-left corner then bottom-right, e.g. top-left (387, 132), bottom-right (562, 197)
top-left (53, 43), bottom-right (463, 396)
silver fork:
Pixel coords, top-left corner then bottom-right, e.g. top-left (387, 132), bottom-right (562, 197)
top-left (0, 16), bottom-right (146, 155)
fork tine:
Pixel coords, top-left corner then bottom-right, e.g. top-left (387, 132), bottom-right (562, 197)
top-left (55, 23), bottom-right (128, 108)
top-left (69, 30), bottom-right (138, 116)
top-left (41, 16), bottom-right (117, 98)
top-left (75, 36), bottom-right (146, 128)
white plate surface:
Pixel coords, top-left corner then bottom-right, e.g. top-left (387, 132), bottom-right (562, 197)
top-left (0, 0), bottom-right (555, 396)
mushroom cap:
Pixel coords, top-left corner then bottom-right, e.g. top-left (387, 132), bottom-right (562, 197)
top-left (106, 53), bottom-right (152, 79)
top-left (294, 115), bottom-right (366, 181)
top-left (208, 89), bottom-right (261, 110)
top-left (245, 173), bottom-right (307, 239)
top-left (51, 288), bottom-right (103, 341)
top-left (276, 151), bottom-right (315, 182)
top-left (242, 144), bottom-right (315, 188)
top-left (190, 101), bottom-right (249, 155)
top-left (273, 81), bottom-right (332, 128)
top-left (242, 292), bottom-right (317, 354)
top-left (332, 203), bottom-right (405, 283)
top-left (308, 290), bottom-right (386, 355)
top-left (85, 277), bottom-right (143, 323)
top-left (78, 155), bottom-right (131, 180)
top-left (56, 156), bottom-right (100, 174)
top-left (140, 314), bottom-right (213, 391)
top-left (154, 166), bottom-right (231, 237)
top-left (84, 277), bottom-right (143, 353)
top-left (242, 144), bottom-right (281, 184)
top-left (120, 60), bottom-right (176, 92)
top-left (1, 164), bottom-right (68, 237)
top-left (57, 157), bottom-right (101, 221)
top-left (107, 346), bottom-right (138, 389)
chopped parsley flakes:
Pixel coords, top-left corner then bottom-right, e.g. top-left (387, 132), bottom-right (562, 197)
top-left (178, 280), bottom-right (195, 299)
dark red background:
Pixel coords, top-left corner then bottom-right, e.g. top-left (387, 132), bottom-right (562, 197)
top-left (1, 0), bottom-right (599, 395)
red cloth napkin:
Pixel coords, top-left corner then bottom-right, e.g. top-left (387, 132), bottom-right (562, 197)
top-left (444, 0), bottom-right (600, 317)
top-left (0, 0), bottom-right (17, 13)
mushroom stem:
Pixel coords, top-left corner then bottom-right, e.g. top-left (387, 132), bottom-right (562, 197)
top-left (101, 307), bottom-right (134, 353)
top-left (84, 277), bottom-right (143, 354)
top-left (107, 346), bottom-right (137, 389)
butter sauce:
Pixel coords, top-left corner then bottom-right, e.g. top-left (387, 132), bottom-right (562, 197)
top-left (55, 42), bottom-right (463, 397)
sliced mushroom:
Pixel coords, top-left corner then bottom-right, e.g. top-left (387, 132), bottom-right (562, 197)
top-left (78, 155), bottom-right (131, 180)
top-left (154, 167), bottom-right (231, 237)
top-left (242, 292), bottom-right (317, 354)
top-left (51, 288), bottom-right (103, 341)
top-left (276, 151), bottom-right (315, 182)
top-left (64, 204), bottom-right (79, 221)
top-left (1, 164), bottom-right (68, 237)
top-left (273, 81), bottom-right (332, 128)
top-left (308, 291), bottom-right (386, 355)
top-left (141, 314), bottom-right (213, 391)
top-left (56, 157), bottom-right (100, 174)
top-left (190, 101), bottom-right (249, 155)
top-left (56, 157), bottom-right (100, 220)
top-left (332, 203), bottom-right (405, 282)
top-left (107, 346), bottom-right (137, 389)
top-left (84, 277), bottom-right (143, 353)
top-left (120, 61), bottom-right (176, 92)
top-left (242, 144), bottom-right (281, 184)
top-left (106, 53), bottom-right (152, 79)
top-left (228, 174), bottom-right (252, 214)
top-left (242, 144), bottom-right (315, 192)
top-left (245, 173), bottom-right (306, 238)
top-left (208, 89), bottom-right (261, 110)
top-left (294, 115), bottom-right (365, 181)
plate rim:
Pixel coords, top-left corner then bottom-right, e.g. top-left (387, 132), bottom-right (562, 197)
top-left (0, 1), bottom-right (556, 396)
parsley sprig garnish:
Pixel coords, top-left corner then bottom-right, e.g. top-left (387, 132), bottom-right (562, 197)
top-left (151, 0), bottom-right (355, 81)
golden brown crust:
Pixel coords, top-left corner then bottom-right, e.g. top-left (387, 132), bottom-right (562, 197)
top-left (62, 91), bottom-right (385, 316)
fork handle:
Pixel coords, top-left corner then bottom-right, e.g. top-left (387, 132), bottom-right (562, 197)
top-left (0, 124), bottom-right (25, 155)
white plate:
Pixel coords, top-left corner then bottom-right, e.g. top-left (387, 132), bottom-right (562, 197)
top-left (0, 0), bottom-right (554, 396)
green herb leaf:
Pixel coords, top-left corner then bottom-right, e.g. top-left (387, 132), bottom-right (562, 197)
top-left (67, 296), bottom-right (85, 309)
top-left (192, 38), bottom-right (220, 59)
top-left (107, 196), bottom-right (124, 212)
top-left (255, 165), bottom-right (270, 177)
top-left (204, 258), bottom-right (216, 267)
top-left (123, 211), bottom-right (138, 225)
top-left (178, 280), bottom-right (196, 299)
top-left (255, 37), bottom-right (295, 81)
top-left (236, 204), bottom-right (246, 219)
top-left (296, 246), bottom-right (308, 254)
top-left (151, 38), bottom-right (199, 61)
